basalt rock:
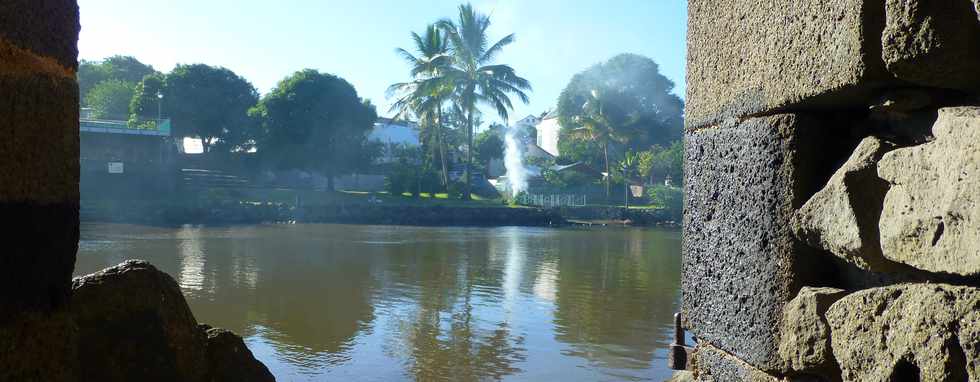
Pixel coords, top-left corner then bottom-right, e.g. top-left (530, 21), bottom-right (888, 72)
top-left (691, 343), bottom-right (780, 382)
top-left (825, 283), bottom-right (980, 381)
top-left (778, 287), bottom-right (847, 378)
top-left (71, 260), bottom-right (210, 382)
top-left (201, 325), bottom-right (275, 382)
top-left (684, 114), bottom-right (837, 372)
top-left (792, 136), bottom-right (903, 273)
top-left (882, 0), bottom-right (980, 92)
top-left (877, 107), bottom-right (980, 276)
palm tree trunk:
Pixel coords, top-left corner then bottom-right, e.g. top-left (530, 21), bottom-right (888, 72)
top-left (603, 143), bottom-right (610, 202)
top-left (463, 104), bottom-right (473, 200)
top-left (437, 108), bottom-right (449, 187)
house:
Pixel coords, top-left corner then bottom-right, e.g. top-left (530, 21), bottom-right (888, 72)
top-left (369, 117), bottom-right (420, 164)
top-left (534, 110), bottom-right (561, 157)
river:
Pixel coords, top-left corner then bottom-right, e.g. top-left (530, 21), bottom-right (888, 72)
top-left (76, 223), bottom-right (682, 381)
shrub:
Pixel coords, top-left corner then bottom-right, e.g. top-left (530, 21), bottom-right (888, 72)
top-left (647, 185), bottom-right (683, 220)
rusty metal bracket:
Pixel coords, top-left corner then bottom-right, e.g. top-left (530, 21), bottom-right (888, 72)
top-left (668, 312), bottom-right (695, 371)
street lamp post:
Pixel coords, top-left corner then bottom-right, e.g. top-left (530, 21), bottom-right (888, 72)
top-left (156, 91), bottom-right (163, 120)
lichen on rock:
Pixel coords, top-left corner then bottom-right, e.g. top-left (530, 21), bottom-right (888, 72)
top-left (878, 106), bottom-right (980, 276)
top-left (825, 283), bottom-right (980, 381)
top-left (778, 287), bottom-right (847, 377)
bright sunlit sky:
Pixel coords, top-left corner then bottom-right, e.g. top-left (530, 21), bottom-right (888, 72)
top-left (78, 0), bottom-right (687, 125)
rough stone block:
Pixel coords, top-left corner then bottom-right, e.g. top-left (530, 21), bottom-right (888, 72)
top-left (0, 0), bottom-right (80, 70)
top-left (826, 283), bottom-right (980, 381)
top-left (778, 287), bottom-right (847, 377)
top-left (882, 0), bottom-right (980, 92)
top-left (878, 107), bottom-right (980, 276)
top-left (685, 0), bottom-right (891, 129)
top-left (683, 114), bottom-right (837, 372)
top-left (0, 32), bottom-right (80, 316)
top-left (0, 310), bottom-right (78, 382)
top-left (792, 136), bottom-right (904, 272)
top-left (691, 344), bottom-right (781, 382)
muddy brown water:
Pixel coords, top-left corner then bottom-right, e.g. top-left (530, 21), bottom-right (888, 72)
top-left (77, 223), bottom-right (682, 381)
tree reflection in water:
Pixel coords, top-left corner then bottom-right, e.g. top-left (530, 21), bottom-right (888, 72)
top-left (76, 223), bottom-right (681, 381)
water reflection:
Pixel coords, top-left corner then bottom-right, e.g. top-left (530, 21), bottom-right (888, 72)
top-left (77, 223), bottom-right (681, 381)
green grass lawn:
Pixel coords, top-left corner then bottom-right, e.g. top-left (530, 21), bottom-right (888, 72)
top-left (234, 188), bottom-right (511, 208)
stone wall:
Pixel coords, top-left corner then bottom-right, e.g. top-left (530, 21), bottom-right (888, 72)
top-left (681, 0), bottom-right (980, 381)
top-left (0, 3), bottom-right (273, 380)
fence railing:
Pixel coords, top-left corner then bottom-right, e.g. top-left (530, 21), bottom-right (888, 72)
top-left (518, 193), bottom-right (587, 208)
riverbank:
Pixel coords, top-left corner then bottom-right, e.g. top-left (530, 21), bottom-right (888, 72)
top-left (80, 198), bottom-right (679, 227)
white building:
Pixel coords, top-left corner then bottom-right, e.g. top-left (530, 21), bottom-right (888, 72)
top-left (369, 117), bottom-right (420, 164)
top-left (369, 117), bottom-right (419, 146)
top-left (535, 110), bottom-right (560, 157)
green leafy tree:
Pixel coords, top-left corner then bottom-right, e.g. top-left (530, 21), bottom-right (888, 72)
top-left (79, 56), bottom-right (156, 106)
top-left (618, 151), bottom-right (640, 208)
top-left (164, 64), bottom-right (259, 153)
top-left (388, 24), bottom-right (454, 186)
top-left (434, 3), bottom-right (532, 199)
top-left (566, 89), bottom-right (639, 200)
top-left (252, 69), bottom-right (378, 190)
top-left (127, 73), bottom-right (167, 129)
top-left (650, 140), bottom-right (684, 185)
top-left (558, 53), bottom-right (683, 154)
top-left (637, 150), bottom-right (656, 185)
top-left (84, 79), bottom-right (135, 119)
top-left (474, 127), bottom-right (503, 175)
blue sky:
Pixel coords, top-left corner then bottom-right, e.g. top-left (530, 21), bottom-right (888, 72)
top-left (78, 0), bottom-right (687, 124)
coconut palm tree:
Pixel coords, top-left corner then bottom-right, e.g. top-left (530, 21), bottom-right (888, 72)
top-left (388, 24), bottom-right (453, 186)
top-left (569, 89), bottom-right (637, 201)
top-left (435, 3), bottom-right (531, 200)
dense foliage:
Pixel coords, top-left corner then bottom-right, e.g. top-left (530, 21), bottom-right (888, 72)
top-left (84, 79), bottom-right (135, 119)
top-left (163, 64), bottom-right (260, 153)
top-left (252, 69), bottom-right (378, 189)
top-left (557, 53), bottom-right (683, 152)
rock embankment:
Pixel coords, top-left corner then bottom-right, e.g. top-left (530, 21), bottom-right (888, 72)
top-left (682, 0), bottom-right (980, 380)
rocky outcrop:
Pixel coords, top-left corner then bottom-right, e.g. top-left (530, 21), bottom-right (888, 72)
top-left (71, 260), bottom-right (275, 382)
top-left (72, 260), bottom-right (209, 382)
top-left (201, 325), bottom-right (275, 382)
top-left (825, 284), bottom-right (980, 381)
top-left (792, 137), bottom-right (900, 272)
top-left (778, 287), bottom-right (847, 377)
top-left (882, 0), bottom-right (980, 91)
top-left (878, 107), bottom-right (980, 276)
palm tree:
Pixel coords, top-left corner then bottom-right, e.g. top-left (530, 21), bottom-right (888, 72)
top-left (435, 3), bottom-right (531, 200)
top-left (568, 89), bottom-right (636, 201)
top-left (388, 24), bottom-right (453, 187)
top-left (619, 151), bottom-right (639, 208)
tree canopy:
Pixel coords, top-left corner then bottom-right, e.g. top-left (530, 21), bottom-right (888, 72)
top-left (252, 69), bottom-right (378, 188)
top-left (557, 53), bottom-right (684, 152)
top-left (84, 79), bottom-right (135, 119)
top-left (78, 55), bottom-right (157, 106)
top-left (163, 64), bottom-right (259, 153)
